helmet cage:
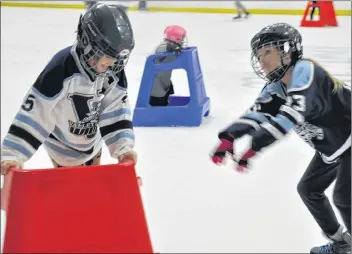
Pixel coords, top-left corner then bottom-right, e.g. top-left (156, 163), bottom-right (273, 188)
top-left (251, 39), bottom-right (297, 82)
top-left (78, 19), bottom-right (130, 78)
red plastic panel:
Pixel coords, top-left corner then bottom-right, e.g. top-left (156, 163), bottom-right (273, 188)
top-left (2, 164), bottom-right (153, 253)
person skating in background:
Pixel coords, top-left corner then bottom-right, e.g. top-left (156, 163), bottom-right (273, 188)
top-left (84, 1), bottom-right (96, 9)
top-left (233, 0), bottom-right (251, 20)
top-left (310, 1), bottom-right (319, 20)
top-left (84, 1), bottom-right (128, 12)
top-left (139, 1), bottom-right (147, 10)
top-left (149, 25), bottom-right (188, 106)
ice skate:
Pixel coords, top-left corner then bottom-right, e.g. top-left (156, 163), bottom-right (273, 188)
top-left (311, 229), bottom-right (351, 254)
top-left (232, 14), bottom-right (242, 20)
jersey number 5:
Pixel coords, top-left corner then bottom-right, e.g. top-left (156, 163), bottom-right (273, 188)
top-left (286, 94), bottom-right (306, 112)
top-left (21, 94), bottom-right (35, 112)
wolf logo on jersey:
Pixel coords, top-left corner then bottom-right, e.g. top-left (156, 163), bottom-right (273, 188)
top-left (67, 91), bottom-right (103, 139)
top-left (68, 93), bottom-right (101, 139)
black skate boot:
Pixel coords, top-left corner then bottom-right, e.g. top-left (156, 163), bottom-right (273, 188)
top-left (310, 226), bottom-right (351, 254)
top-left (232, 14), bottom-right (241, 20)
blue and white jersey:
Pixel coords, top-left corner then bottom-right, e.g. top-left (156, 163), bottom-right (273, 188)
top-left (1, 44), bottom-right (135, 167)
top-left (219, 81), bottom-right (287, 139)
top-left (251, 59), bottom-right (351, 163)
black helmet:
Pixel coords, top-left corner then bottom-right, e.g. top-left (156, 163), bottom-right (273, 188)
top-left (77, 3), bottom-right (134, 77)
top-left (250, 23), bottom-right (303, 82)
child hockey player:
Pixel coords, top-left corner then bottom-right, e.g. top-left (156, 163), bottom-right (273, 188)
top-left (310, 1), bottom-right (319, 20)
top-left (1, 3), bottom-right (137, 174)
top-left (211, 23), bottom-right (351, 254)
top-left (233, 0), bottom-right (251, 20)
top-left (150, 25), bottom-right (187, 106)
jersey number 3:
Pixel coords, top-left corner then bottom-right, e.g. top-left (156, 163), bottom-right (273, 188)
top-left (286, 94), bottom-right (306, 112)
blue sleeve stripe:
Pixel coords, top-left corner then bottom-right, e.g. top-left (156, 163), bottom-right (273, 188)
top-left (105, 131), bottom-right (135, 146)
top-left (235, 119), bottom-right (261, 131)
top-left (99, 108), bottom-right (131, 121)
top-left (15, 113), bottom-right (49, 139)
top-left (271, 114), bottom-right (296, 132)
top-left (3, 139), bottom-right (33, 158)
top-left (241, 112), bottom-right (269, 124)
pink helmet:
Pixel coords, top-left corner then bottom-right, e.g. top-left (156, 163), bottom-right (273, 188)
top-left (164, 25), bottom-right (188, 46)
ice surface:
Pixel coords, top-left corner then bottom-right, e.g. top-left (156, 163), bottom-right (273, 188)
top-left (1, 7), bottom-right (351, 252)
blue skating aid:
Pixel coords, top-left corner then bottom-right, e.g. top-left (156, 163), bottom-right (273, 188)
top-left (132, 46), bottom-right (210, 127)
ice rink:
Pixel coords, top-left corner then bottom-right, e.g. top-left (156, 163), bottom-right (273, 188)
top-left (1, 6), bottom-right (351, 253)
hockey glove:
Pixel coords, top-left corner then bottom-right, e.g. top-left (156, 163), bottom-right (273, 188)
top-left (236, 149), bottom-right (257, 173)
top-left (236, 126), bottom-right (278, 172)
top-left (211, 133), bottom-right (236, 165)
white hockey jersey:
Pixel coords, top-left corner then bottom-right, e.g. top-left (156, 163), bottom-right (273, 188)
top-left (1, 44), bottom-right (135, 167)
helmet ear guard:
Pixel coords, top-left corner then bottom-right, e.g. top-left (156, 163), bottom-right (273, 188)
top-left (76, 14), bottom-right (92, 54)
top-left (76, 14), bottom-right (85, 42)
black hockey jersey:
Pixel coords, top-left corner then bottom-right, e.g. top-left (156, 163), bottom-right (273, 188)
top-left (1, 44), bottom-right (134, 167)
top-left (251, 59), bottom-right (351, 163)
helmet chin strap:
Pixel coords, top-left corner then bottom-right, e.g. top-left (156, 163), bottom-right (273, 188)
top-left (266, 67), bottom-right (287, 82)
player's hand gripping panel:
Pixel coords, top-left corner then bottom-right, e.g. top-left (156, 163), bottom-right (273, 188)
top-left (1, 164), bottom-right (153, 253)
